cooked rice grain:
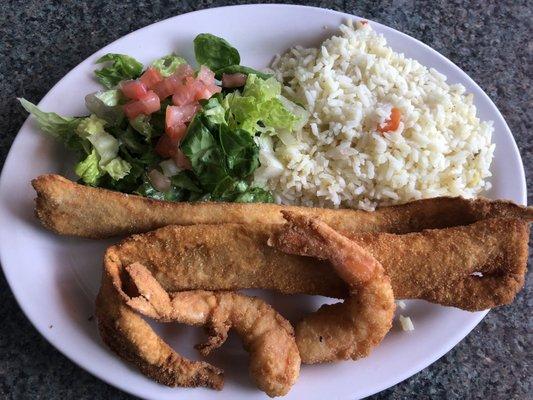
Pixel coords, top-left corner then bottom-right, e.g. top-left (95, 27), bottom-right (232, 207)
top-left (257, 21), bottom-right (494, 210)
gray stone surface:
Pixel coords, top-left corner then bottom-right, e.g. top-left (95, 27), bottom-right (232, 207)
top-left (0, 1), bottom-right (531, 399)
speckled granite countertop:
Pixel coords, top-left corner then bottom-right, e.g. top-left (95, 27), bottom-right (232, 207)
top-left (0, 1), bottom-right (531, 399)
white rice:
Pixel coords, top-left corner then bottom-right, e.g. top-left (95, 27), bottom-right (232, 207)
top-left (399, 315), bottom-right (415, 331)
top-left (256, 21), bottom-right (495, 210)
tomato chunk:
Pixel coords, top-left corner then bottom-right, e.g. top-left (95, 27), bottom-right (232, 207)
top-left (166, 103), bottom-right (200, 128)
top-left (140, 67), bottom-right (163, 89)
top-left (165, 123), bottom-right (187, 143)
top-left (120, 80), bottom-right (148, 100)
top-left (222, 73), bottom-right (247, 88)
top-left (197, 65), bottom-right (216, 86)
top-left (173, 149), bottom-right (192, 170)
top-left (155, 134), bottom-right (178, 158)
top-left (378, 107), bottom-right (401, 133)
top-left (123, 101), bottom-right (145, 119)
top-left (123, 91), bottom-right (160, 119)
top-left (139, 91), bottom-right (160, 114)
top-left (153, 64), bottom-right (195, 100)
top-left (172, 77), bottom-right (200, 106)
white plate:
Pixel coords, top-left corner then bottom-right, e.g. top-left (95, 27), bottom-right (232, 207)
top-left (0, 4), bottom-right (526, 400)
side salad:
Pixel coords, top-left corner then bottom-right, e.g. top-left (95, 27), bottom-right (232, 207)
top-left (20, 34), bottom-right (306, 203)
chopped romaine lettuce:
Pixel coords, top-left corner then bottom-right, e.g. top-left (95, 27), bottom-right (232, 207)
top-left (94, 53), bottom-right (143, 88)
top-left (18, 98), bottom-right (84, 151)
top-left (171, 172), bottom-right (203, 193)
top-left (181, 110), bottom-right (270, 202)
top-left (234, 186), bottom-right (274, 203)
top-left (219, 125), bottom-right (259, 179)
top-left (85, 89), bottom-right (125, 126)
top-left (76, 115), bottom-right (119, 164)
top-left (243, 74), bottom-right (280, 101)
top-left (214, 65), bottom-right (272, 80)
top-left (74, 149), bottom-right (103, 186)
top-left (202, 97), bottom-right (226, 127)
top-left (129, 114), bottom-right (154, 141)
top-left (151, 54), bottom-right (187, 77)
top-left (260, 98), bottom-right (299, 130)
top-left (222, 74), bottom-right (300, 135)
top-left (101, 157), bottom-right (131, 180)
top-left (75, 114), bottom-right (132, 182)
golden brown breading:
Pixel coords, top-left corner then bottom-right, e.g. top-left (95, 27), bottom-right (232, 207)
top-left (105, 218), bottom-right (529, 311)
top-left (270, 211), bottom-right (395, 364)
top-left (32, 174), bottom-right (533, 239)
top-left (98, 259), bottom-right (300, 396)
top-left (95, 274), bottom-right (224, 390)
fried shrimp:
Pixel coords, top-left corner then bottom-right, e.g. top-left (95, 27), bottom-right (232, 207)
top-left (269, 211), bottom-right (395, 364)
top-left (95, 275), bottom-right (224, 390)
top-left (99, 257), bottom-right (300, 397)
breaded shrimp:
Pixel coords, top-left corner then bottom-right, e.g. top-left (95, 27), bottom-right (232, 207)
top-left (109, 261), bottom-right (300, 397)
top-left (269, 211), bottom-right (396, 364)
top-left (95, 275), bottom-right (224, 390)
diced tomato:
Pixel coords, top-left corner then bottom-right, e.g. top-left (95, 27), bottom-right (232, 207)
top-left (172, 78), bottom-right (199, 106)
top-left (378, 107), bottom-right (401, 133)
top-left (120, 80), bottom-right (148, 100)
top-left (153, 64), bottom-right (195, 100)
top-left (166, 103), bottom-right (200, 128)
top-left (140, 67), bottom-right (163, 89)
top-left (175, 63), bottom-right (195, 79)
top-left (173, 149), bottom-right (192, 170)
top-left (155, 134), bottom-right (178, 158)
top-left (123, 100), bottom-right (145, 119)
top-left (165, 123), bottom-right (187, 143)
top-left (222, 73), bottom-right (247, 88)
top-left (139, 91), bottom-right (160, 114)
top-left (123, 91), bottom-right (160, 119)
top-left (153, 74), bottom-right (181, 100)
top-left (197, 65), bottom-right (216, 86)
top-left (194, 81), bottom-right (222, 101)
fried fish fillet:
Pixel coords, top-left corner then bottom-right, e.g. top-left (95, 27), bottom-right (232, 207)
top-left (32, 174), bottom-right (533, 238)
top-left (104, 217), bottom-right (530, 311)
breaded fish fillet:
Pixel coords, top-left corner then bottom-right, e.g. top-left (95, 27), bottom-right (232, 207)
top-left (105, 218), bottom-right (530, 311)
top-left (32, 174), bottom-right (533, 239)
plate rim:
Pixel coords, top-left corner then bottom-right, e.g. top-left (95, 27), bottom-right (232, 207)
top-left (0, 4), bottom-right (527, 400)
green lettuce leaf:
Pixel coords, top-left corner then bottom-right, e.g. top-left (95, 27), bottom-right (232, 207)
top-left (260, 98), bottom-right (299, 130)
top-left (234, 186), bottom-right (274, 203)
top-left (18, 98), bottom-right (85, 151)
top-left (75, 114), bottom-right (132, 182)
top-left (214, 65), bottom-right (272, 80)
top-left (181, 112), bottom-right (269, 202)
top-left (85, 89), bottom-right (125, 126)
top-left (151, 54), bottom-right (187, 77)
top-left (171, 172), bottom-right (203, 193)
top-left (194, 33), bottom-right (240, 72)
top-left (129, 114), bottom-right (154, 141)
top-left (202, 96), bottom-right (227, 127)
top-left (74, 149), bottom-right (103, 186)
top-left (243, 74), bottom-right (281, 101)
top-left (222, 75), bottom-right (298, 134)
top-left (101, 157), bottom-right (131, 180)
top-left (94, 53), bottom-right (143, 88)
top-left (76, 115), bottom-right (119, 165)
top-left (219, 125), bottom-right (259, 179)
